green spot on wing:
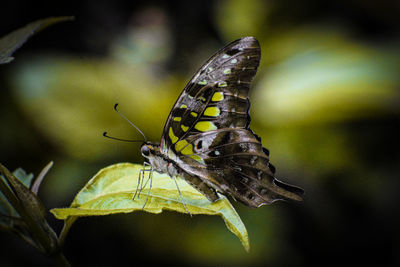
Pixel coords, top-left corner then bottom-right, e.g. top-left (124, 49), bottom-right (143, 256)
top-left (212, 92), bottom-right (224, 101)
top-left (218, 82), bottom-right (228, 87)
top-left (204, 107), bottom-right (221, 117)
top-left (195, 121), bottom-right (218, 131)
top-left (198, 80), bottom-right (207, 85)
top-left (190, 154), bottom-right (205, 164)
top-left (181, 124), bottom-right (189, 132)
top-left (169, 128), bottom-right (179, 143)
top-left (223, 68), bottom-right (231, 74)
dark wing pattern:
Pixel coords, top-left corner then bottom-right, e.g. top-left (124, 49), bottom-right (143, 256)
top-left (160, 37), bottom-right (304, 207)
top-left (184, 129), bottom-right (304, 207)
top-left (160, 37), bottom-right (259, 154)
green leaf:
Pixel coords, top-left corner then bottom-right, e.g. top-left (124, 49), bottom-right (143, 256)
top-left (0, 16), bottom-right (74, 64)
top-left (51, 163), bottom-right (250, 251)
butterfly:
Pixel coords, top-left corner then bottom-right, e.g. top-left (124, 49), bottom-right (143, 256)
top-left (140, 37), bottom-right (304, 207)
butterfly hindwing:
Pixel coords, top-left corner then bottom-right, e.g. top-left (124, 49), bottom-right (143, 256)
top-left (179, 129), bottom-right (304, 207)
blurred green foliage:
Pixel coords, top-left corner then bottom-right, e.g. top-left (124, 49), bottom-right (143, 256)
top-left (0, 17), bottom-right (73, 64)
top-left (11, 56), bottom-right (181, 160)
top-left (1, 0), bottom-right (399, 266)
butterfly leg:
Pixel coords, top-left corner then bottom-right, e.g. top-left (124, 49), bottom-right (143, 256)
top-left (139, 162), bottom-right (154, 190)
top-left (141, 165), bottom-right (154, 211)
top-left (171, 175), bottom-right (192, 217)
top-left (132, 170), bottom-right (142, 200)
top-left (133, 163), bottom-right (145, 200)
top-left (133, 161), bottom-right (152, 200)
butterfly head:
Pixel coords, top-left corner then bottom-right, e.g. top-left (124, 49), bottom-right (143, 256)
top-left (140, 142), bottom-right (161, 158)
top-left (140, 142), bottom-right (171, 173)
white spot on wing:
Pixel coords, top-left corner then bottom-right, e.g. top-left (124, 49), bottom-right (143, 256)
top-left (260, 188), bottom-right (267, 195)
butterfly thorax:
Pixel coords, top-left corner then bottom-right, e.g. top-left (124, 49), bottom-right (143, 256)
top-left (140, 142), bottom-right (221, 202)
top-left (141, 142), bottom-right (177, 176)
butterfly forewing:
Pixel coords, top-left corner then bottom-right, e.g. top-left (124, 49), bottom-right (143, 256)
top-left (160, 37), bottom-right (260, 154)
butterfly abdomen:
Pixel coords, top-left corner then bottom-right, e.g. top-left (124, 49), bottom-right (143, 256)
top-left (175, 168), bottom-right (219, 202)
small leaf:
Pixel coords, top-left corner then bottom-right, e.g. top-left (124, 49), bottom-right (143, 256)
top-left (51, 163), bottom-right (250, 251)
top-left (0, 167), bottom-right (34, 221)
top-left (0, 16), bottom-right (74, 64)
top-left (12, 168), bottom-right (34, 188)
top-left (0, 163), bottom-right (58, 254)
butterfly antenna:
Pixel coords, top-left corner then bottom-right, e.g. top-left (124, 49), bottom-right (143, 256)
top-left (114, 103), bottom-right (147, 142)
top-left (103, 132), bottom-right (144, 143)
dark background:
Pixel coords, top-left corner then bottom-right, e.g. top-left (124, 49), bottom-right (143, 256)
top-left (1, 0), bottom-right (400, 266)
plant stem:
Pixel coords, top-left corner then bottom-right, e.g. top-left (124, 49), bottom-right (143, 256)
top-left (58, 217), bottom-right (77, 248)
top-left (51, 252), bottom-right (71, 267)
